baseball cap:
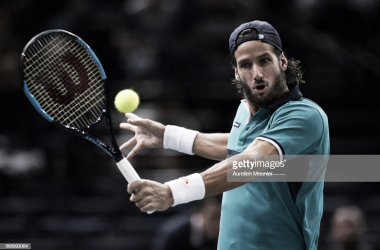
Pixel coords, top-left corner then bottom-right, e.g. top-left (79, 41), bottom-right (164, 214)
top-left (229, 20), bottom-right (282, 56)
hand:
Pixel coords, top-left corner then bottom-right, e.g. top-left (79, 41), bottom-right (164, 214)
top-left (128, 180), bottom-right (174, 212)
top-left (120, 113), bottom-right (166, 159)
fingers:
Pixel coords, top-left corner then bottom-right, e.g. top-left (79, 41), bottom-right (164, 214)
top-left (128, 180), bottom-right (149, 208)
top-left (138, 199), bottom-right (156, 213)
top-left (127, 117), bottom-right (150, 127)
top-left (125, 113), bottom-right (141, 120)
top-left (123, 114), bottom-right (151, 130)
top-left (127, 180), bottom-right (172, 212)
top-left (131, 193), bottom-right (154, 212)
top-left (120, 122), bottom-right (135, 132)
top-left (120, 139), bottom-right (144, 160)
top-left (120, 117), bottom-right (149, 131)
top-left (119, 137), bottom-right (137, 151)
top-left (126, 142), bottom-right (144, 160)
top-left (127, 179), bottom-right (145, 194)
top-left (131, 194), bottom-right (155, 212)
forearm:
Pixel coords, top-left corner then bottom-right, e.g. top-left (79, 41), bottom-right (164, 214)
top-left (120, 114), bottom-right (229, 161)
top-left (193, 133), bottom-right (229, 161)
top-left (201, 156), bottom-right (278, 196)
top-left (200, 159), bottom-right (244, 197)
top-left (131, 140), bottom-right (280, 212)
top-left (201, 139), bottom-right (279, 196)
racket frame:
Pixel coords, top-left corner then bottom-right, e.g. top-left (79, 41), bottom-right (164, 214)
top-left (20, 30), bottom-right (124, 162)
top-left (20, 30), bottom-right (155, 214)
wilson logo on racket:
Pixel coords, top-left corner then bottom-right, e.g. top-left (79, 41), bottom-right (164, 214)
top-left (34, 52), bottom-right (90, 105)
top-left (181, 177), bottom-right (189, 184)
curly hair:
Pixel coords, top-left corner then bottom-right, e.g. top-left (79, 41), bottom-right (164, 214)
top-left (231, 28), bottom-right (304, 93)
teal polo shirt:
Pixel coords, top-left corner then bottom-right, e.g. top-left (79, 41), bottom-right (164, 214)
top-left (218, 85), bottom-right (330, 250)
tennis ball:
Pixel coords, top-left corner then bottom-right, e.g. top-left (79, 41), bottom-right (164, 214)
top-left (114, 89), bottom-right (140, 113)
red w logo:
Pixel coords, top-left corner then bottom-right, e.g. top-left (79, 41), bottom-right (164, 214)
top-left (35, 52), bottom-right (90, 105)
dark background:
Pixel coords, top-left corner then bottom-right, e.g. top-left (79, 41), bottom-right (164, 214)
top-left (0, 0), bottom-right (379, 249)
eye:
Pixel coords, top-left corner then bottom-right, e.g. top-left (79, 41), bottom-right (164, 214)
top-left (240, 62), bottom-right (251, 69)
top-left (259, 58), bottom-right (271, 65)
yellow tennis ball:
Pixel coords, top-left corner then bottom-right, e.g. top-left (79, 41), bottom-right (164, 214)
top-left (114, 89), bottom-right (140, 113)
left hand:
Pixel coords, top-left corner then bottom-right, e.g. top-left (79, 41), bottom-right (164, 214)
top-left (119, 113), bottom-right (166, 160)
top-left (128, 180), bottom-right (174, 212)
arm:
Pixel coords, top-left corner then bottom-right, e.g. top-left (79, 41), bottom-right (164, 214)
top-left (193, 133), bottom-right (229, 161)
top-left (201, 138), bottom-right (279, 197)
top-left (128, 139), bottom-right (279, 212)
top-left (119, 113), bottom-right (228, 161)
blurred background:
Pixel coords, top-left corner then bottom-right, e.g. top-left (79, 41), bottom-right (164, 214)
top-left (1, 0), bottom-right (380, 249)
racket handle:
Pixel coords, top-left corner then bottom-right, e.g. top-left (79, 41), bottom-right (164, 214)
top-left (116, 157), bottom-right (154, 214)
top-left (116, 157), bottom-right (140, 183)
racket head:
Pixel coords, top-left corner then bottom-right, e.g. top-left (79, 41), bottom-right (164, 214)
top-left (20, 29), bottom-right (107, 131)
top-left (20, 30), bottom-right (122, 160)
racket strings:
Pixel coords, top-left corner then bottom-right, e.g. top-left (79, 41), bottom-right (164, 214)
top-left (35, 48), bottom-right (103, 123)
top-left (23, 33), bottom-right (105, 129)
top-left (31, 45), bottom-right (100, 115)
top-left (28, 42), bottom-right (86, 106)
top-left (25, 36), bottom-right (103, 128)
top-left (24, 35), bottom-right (68, 74)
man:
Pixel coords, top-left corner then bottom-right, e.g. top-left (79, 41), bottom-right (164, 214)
top-left (152, 196), bottom-right (221, 250)
top-left (329, 206), bottom-right (373, 250)
top-left (120, 20), bottom-right (330, 249)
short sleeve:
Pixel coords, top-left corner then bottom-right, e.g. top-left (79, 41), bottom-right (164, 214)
top-left (257, 103), bottom-right (324, 156)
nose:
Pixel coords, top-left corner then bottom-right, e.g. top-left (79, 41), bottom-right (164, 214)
top-left (252, 65), bottom-right (263, 81)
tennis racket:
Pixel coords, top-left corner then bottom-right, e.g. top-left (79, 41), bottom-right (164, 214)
top-left (20, 30), bottom-right (152, 213)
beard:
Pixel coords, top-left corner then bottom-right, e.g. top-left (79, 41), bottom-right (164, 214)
top-left (239, 69), bottom-right (287, 108)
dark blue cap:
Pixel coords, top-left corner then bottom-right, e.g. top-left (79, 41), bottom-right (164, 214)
top-left (229, 20), bottom-right (282, 56)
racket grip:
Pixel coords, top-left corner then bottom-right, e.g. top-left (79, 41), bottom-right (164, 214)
top-left (116, 157), bottom-right (154, 214)
top-left (116, 157), bottom-right (140, 183)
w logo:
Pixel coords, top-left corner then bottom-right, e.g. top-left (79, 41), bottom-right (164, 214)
top-left (35, 52), bottom-right (90, 105)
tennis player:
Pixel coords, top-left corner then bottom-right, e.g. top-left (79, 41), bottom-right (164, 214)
top-left (120, 20), bottom-right (330, 250)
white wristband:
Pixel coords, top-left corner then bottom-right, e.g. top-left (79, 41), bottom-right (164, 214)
top-left (163, 125), bottom-right (199, 155)
top-left (165, 173), bottom-right (205, 207)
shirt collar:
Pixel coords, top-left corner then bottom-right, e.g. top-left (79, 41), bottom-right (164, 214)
top-left (240, 85), bottom-right (303, 118)
top-left (240, 99), bottom-right (252, 121)
top-left (268, 84), bottom-right (302, 111)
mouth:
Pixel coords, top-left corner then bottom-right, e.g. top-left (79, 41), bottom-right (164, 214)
top-left (254, 84), bottom-right (267, 93)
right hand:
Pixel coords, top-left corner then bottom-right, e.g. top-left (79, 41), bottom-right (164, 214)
top-left (119, 113), bottom-right (166, 160)
top-left (128, 179), bottom-right (174, 212)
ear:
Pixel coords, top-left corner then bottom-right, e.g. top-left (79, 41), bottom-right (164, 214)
top-left (279, 53), bottom-right (288, 71)
top-left (235, 68), bottom-right (240, 81)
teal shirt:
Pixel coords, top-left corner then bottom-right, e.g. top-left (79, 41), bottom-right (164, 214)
top-left (218, 85), bottom-right (330, 250)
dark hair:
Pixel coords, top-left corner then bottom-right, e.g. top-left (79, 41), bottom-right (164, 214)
top-left (231, 28), bottom-right (304, 93)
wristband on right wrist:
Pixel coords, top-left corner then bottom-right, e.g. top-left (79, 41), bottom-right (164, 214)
top-left (165, 173), bottom-right (205, 207)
